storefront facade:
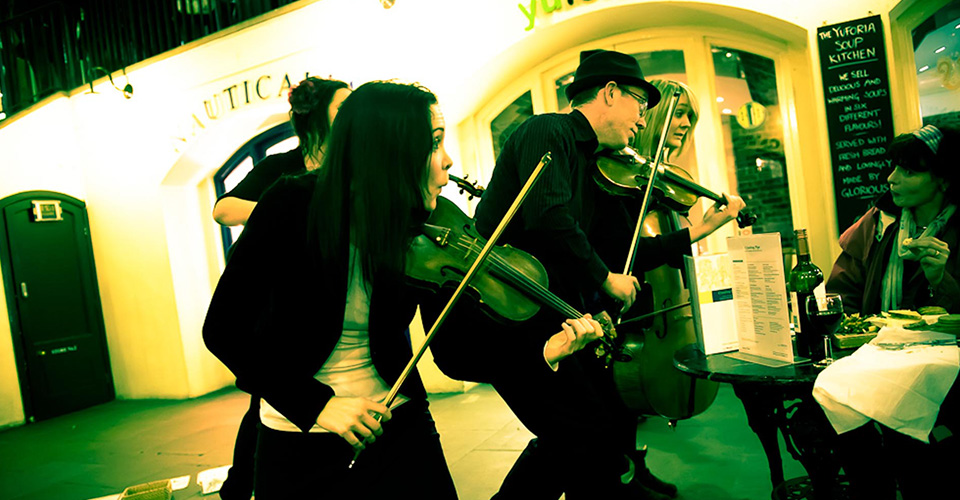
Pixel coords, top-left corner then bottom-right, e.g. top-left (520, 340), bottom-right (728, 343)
top-left (0, 0), bottom-right (952, 427)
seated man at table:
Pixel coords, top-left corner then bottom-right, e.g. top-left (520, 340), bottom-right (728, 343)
top-left (825, 125), bottom-right (960, 500)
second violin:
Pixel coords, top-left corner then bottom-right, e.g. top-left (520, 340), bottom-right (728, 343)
top-left (595, 146), bottom-right (757, 228)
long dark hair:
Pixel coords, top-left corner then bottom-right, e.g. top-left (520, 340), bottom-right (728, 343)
top-left (308, 81), bottom-right (437, 284)
top-left (288, 77), bottom-right (349, 163)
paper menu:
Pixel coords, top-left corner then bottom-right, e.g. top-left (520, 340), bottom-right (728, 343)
top-left (727, 233), bottom-right (794, 363)
top-left (694, 253), bottom-right (739, 355)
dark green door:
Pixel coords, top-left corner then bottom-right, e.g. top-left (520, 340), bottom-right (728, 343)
top-left (1, 191), bottom-right (114, 421)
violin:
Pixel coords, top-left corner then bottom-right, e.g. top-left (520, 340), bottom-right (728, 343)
top-left (601, 92), bottom-right (733, 421)
top-left (353, 152), bottom-right (554, 468)
top-left (448, 172), bottom-right (623, 363)
top-left (595, 146), bottom-right (757, 228)
top-left (406, 195), bottom-right (623, 358)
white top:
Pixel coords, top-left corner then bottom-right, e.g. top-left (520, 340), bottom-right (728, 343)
top-left (260, 249), bottom-right (403, 432)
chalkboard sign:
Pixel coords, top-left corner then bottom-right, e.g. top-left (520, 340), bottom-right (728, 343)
top-left (817, 15), bottom-right (895, 234)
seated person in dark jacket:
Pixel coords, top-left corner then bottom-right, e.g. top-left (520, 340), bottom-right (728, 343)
top-left (826, 124), bottom-right (960, 500)
top-left (828, 125), bottom-right (960, 314)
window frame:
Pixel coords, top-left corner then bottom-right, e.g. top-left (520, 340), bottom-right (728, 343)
top-left (471, 73), bottom-right (546, 182)
top-left (890, 0), bottom-right (956, 131)
top-left (543, 33), bottom-right (800, 253)
top-left (212, 121), bottom-right (296, 255)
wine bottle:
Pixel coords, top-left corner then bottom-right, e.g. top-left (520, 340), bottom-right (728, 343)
top-left (789, 229), bottom-right (823, 359)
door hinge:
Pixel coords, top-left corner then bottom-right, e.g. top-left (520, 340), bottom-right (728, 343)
top-left (20, 282), bottom-right (28, 298)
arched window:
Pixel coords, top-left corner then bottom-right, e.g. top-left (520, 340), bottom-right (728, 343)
top-left (212, 122), bottom-right (296, 255)
top-left (466, 31), bottom-right (801, 257)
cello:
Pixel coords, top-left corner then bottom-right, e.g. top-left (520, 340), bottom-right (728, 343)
top-left (596, 92), bottom-right (755, 421)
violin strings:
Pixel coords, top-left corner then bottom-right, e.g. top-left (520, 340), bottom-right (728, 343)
top-left (450, 235), bottom-right (569, 313)
top-left (451, 235), bottom-right (582, 319)
top-left (449, 235), bottom-right (619, 352)
top-left (463, 238), bottom-right (620, 350)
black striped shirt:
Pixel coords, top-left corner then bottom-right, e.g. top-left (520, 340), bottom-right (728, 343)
top-left (475, 110), bottom-right (608, 309)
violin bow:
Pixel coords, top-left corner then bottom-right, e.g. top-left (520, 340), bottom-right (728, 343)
top-left (619, 91), bottom-right (683, 313)
top-left (349, 152), bottom-right (553, 468)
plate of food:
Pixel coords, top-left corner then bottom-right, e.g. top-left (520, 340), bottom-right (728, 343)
top-left (832, 307), bottom-right (954, 349)
top-left (835, 313), bottom-right (881, 349)
top-left (866, 307), bottom-right (949, 328)
top-left (869, 309), bottom-right (928, 329)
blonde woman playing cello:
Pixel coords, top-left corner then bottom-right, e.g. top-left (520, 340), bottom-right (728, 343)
top-left (585, 79), bottom-right (747, 499)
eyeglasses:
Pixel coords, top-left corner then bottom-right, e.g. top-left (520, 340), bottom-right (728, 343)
top-left (618, 86), bottom-right (649, 118)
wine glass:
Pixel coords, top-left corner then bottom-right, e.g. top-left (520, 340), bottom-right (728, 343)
top-left (806, 293), bottom-right (843, 367)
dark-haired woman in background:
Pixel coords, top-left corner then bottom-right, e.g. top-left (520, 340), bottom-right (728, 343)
top-left (212, 76), bottom-right (350, 500)
top-left (213, 76), bottom-right (351, 226)
top-left (826, 124), bottom-right (960, 500)
top-left (204, 80), bottom-right (602, 498)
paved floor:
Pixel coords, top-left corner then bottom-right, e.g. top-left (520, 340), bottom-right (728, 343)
top-left (0, 383), bottom-right (805, 499)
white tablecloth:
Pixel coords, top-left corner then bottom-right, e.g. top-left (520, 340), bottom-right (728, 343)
top-left (812, 327), bottom-right (959, 443)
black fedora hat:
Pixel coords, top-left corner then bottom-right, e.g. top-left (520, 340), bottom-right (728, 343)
top-left (564, 49), bottom-right (661, 107)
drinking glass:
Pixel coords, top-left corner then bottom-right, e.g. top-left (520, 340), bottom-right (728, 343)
top-left (806, 293), bottom-right (843, 367)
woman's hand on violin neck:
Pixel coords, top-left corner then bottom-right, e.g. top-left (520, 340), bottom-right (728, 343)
top-left (602, 272), bottom-right (642, 313)
top-left (316, 396), bottom-right (393, 450)
top-left (544, 315), bottom-right (604, 367)
top-left (691, 193), bottom-right (747, 243)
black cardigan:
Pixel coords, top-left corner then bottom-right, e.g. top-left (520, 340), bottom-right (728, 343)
top-left (203, 174), bottom-right (426, 433)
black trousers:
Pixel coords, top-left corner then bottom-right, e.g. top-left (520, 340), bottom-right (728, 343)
top-left (219, 393), bottom-right (258, 500)
top-left (835, 381), bottom-right (959, 500)
top-left (490, 354), bottom-right (634, 500)
top-left (253, 403), bottom-right (458, 500)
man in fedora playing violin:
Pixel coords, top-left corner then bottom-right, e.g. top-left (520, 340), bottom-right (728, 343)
top-left (476, 49), bottom-right (657, 315)
top-left (459, 49), bottom-right (687, 499)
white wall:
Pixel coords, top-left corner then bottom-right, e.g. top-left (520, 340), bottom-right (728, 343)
top-left (0, 0), bottom-right (919, 428)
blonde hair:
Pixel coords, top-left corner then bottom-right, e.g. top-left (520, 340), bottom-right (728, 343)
top-left (631, 80), bottom-right (699, 160)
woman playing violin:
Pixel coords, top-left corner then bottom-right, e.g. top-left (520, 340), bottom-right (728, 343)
top-left (203, 81), bottom-right (603, 498)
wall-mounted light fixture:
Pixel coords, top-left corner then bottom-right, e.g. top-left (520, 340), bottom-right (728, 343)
top-left (88, 67), bottom-right (134, 99)
top-left (381, 0), bottom-right (395, 9)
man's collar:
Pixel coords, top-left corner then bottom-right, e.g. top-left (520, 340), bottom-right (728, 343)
top-left (569, 109), bottom-right (599, 144)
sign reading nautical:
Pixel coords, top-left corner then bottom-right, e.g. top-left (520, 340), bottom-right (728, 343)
top-left (817, 15), bottom-right (894, 235)
top-left (170, 71), bottom-right (309, 154)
